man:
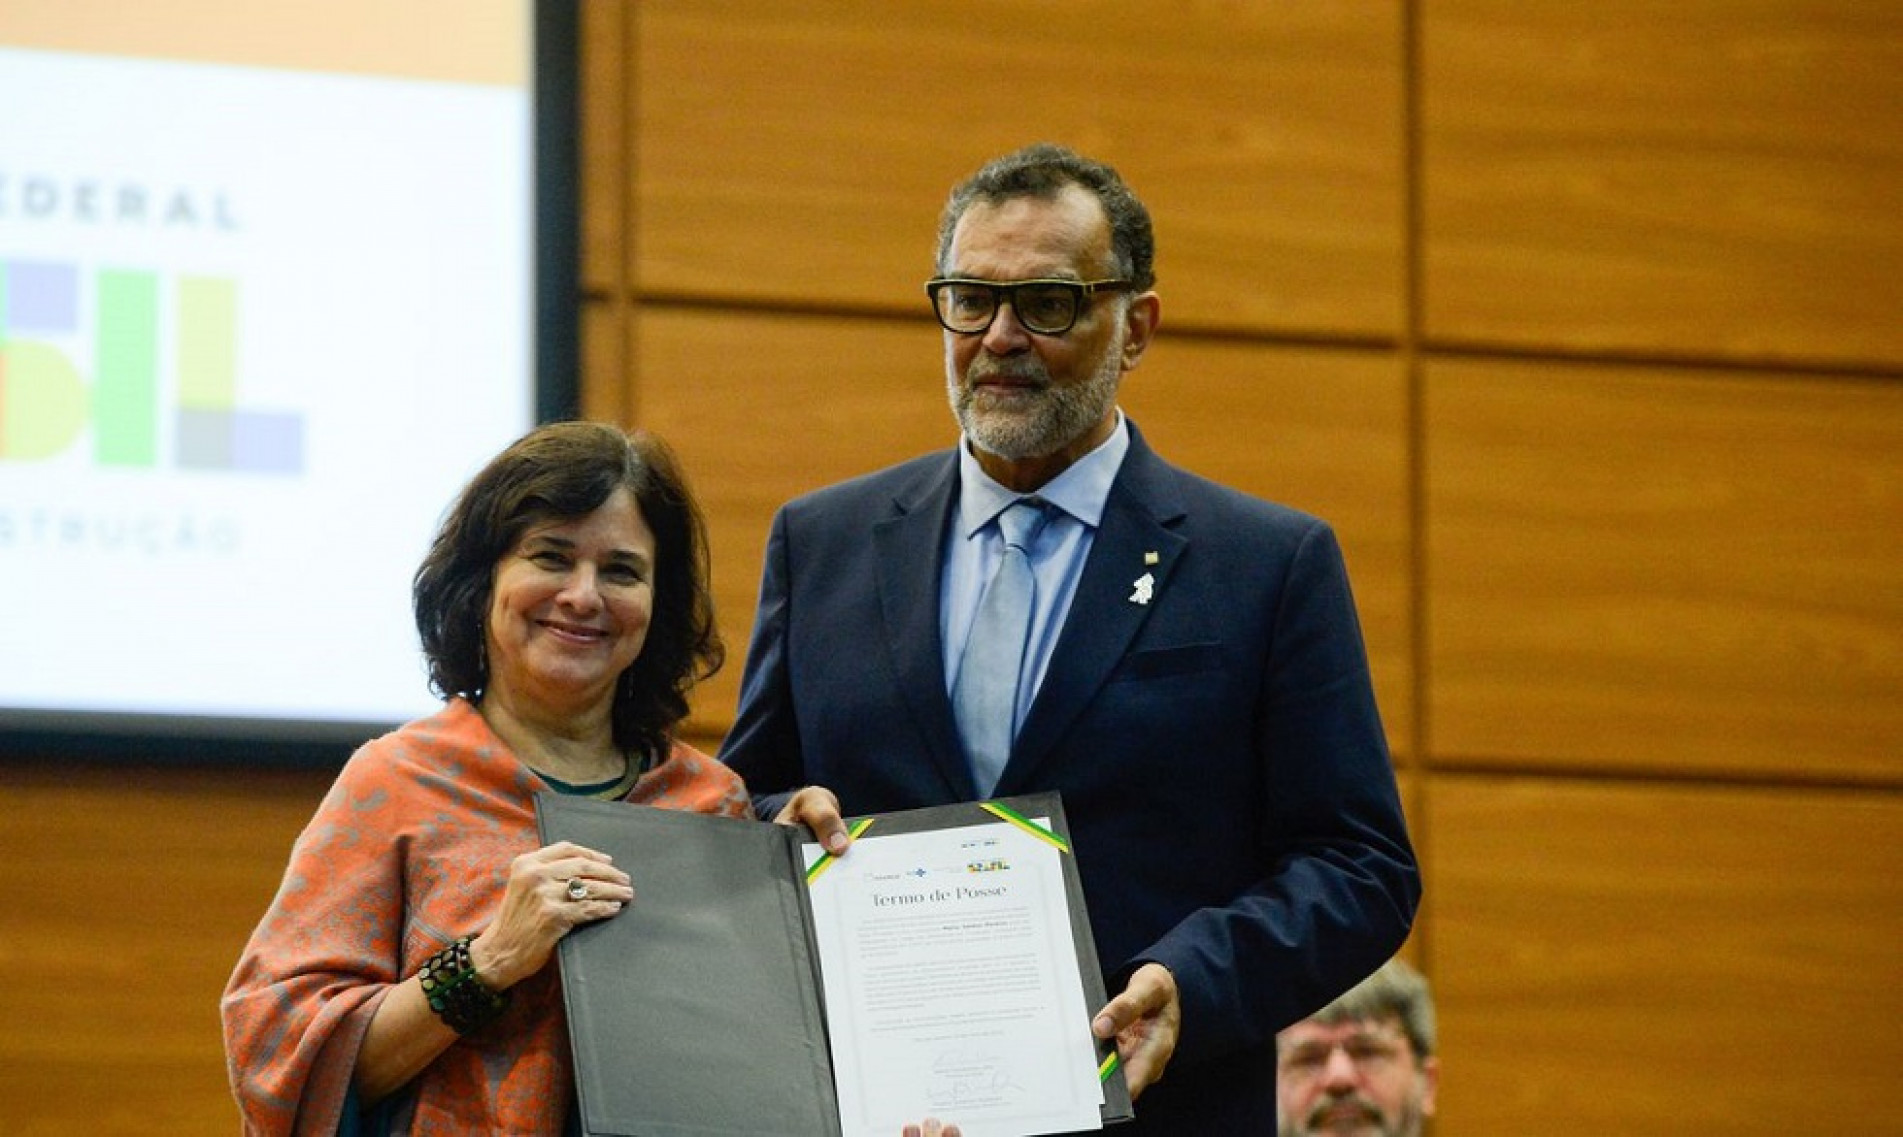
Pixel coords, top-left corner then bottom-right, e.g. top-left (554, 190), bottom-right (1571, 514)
top-left (1277, 959), bottom-right (1439, 1137)
top-left (722, 142), bottom-right (1418, 1132)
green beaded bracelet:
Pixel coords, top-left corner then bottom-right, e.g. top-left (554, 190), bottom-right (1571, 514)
top-left (416, 935), bottom-right (510, 1035)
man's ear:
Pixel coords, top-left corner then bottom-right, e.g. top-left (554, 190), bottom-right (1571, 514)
top-left (1419, 1055), bottom-right (1440, 1117)
top-left (1120, 291), bottom-right (1161, 371)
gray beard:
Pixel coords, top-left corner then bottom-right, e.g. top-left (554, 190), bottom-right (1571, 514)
top-left (946, 332), bottom-right (1124, 462)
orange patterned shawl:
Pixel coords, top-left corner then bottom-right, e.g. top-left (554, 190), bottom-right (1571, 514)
top-left (221, 698), bottom-right (753, 1135)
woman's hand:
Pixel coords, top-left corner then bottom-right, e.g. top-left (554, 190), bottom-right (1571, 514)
top-left (772, 785), bottom-right (852, 855)
top-left (468, 840), bottom-right (633, 989)
top-left (901, 1121), bottom-right (961, 1137)
top-left (357, 840), bottom-right (630, 1103)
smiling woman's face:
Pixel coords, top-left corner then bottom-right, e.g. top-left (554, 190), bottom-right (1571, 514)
top-left (483, 486), bottom-right (655, 722)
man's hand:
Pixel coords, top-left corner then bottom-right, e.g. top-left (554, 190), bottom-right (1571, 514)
top-left (1092, 962), bottom-right (1180, 1099)
top-left (771, 785), bottom-right (852, 855)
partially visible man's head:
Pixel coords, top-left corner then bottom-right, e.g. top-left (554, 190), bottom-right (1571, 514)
top-left (1277, 958), bottom-right (1439, 1137)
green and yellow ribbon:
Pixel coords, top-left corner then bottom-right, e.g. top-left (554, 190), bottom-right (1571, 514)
top-left (979, 801), bottom-right (1070, 854)
top-left (803, 816), bottom-right (876, 885)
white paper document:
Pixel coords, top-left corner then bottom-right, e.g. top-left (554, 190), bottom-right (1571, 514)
top-left (804, 815), bottom-right (1107, 1137)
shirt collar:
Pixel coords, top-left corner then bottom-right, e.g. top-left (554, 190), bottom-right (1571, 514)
top-left (956, 410), bottom-right (1129, 537)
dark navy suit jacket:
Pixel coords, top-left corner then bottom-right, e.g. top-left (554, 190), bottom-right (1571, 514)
top-left (721, 422), bottom-right (1419, 1134)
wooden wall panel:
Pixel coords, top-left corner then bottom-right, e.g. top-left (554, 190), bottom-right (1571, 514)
top-left (1422, 0), bottom-right (1903, 367)
top-left (629, 309), bottom-right (952, 729)
top-left (1426, 774), bottom-right (1903, 1134)
top-left (1122, 340), bottom-right (1413, 755)
top-left (579, 296), bottom-right (627, 423)
top-left (630, 0), bottom-right (1405, 337)
top-left (1426, 359), bottom-right (1903, 781)
top-left (578, 0), bottom-right (627, 293)
top-left (0, 767), bottom-right (332, 1135)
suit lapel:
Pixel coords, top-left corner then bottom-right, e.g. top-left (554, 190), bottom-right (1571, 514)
top-left (1003, 429), bottom-right (1189, 794)
top-left (870, 453), bottom-right (977, 798)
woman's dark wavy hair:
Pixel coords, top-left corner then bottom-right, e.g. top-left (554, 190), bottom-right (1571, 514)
top-left (412, 420), bottom-right (723, 764)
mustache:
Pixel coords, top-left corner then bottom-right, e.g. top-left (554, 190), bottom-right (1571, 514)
top-left (1304, 1091), bottom-right (1383, 1130)
top-left (966, 357), bottom-right (1050, 386)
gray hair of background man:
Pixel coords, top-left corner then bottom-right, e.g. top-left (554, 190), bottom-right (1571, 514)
top-left (934, 142), bottom-right (1158, 292)
top-left (1297, 957), bottom-right (1437, 1061)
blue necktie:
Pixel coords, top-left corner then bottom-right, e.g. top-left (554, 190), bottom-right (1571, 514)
top-left (953, 499), bottom-right (1047, 798)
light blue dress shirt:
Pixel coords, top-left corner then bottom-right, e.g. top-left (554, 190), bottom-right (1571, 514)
top-left (941, 412), bottom-right (1131, 712)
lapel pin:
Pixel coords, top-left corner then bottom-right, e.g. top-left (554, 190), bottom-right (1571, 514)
top-left (1129, 572), bottom-right (1155, 606)
top-left (1144, 550), bottom-right (1160, 565)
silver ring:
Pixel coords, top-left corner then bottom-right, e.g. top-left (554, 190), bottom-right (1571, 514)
top-left (565, 877), bottom-right (589, 902)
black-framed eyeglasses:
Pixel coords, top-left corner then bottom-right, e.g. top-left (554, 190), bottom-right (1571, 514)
top-left (924, 277), bottom-right (1134, 336)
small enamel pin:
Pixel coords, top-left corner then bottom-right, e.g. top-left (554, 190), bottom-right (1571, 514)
top-left (1144, 550), bottom-right (1160, 565)
top-left (1129, 571), bottom-right (1155, 606)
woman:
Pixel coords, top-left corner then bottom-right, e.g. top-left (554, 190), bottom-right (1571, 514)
top-left (221, 421), bottom-right (852, 1134)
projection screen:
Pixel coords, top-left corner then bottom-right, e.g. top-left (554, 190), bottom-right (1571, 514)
top-left (0, 1), bottom-right (577, 762)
